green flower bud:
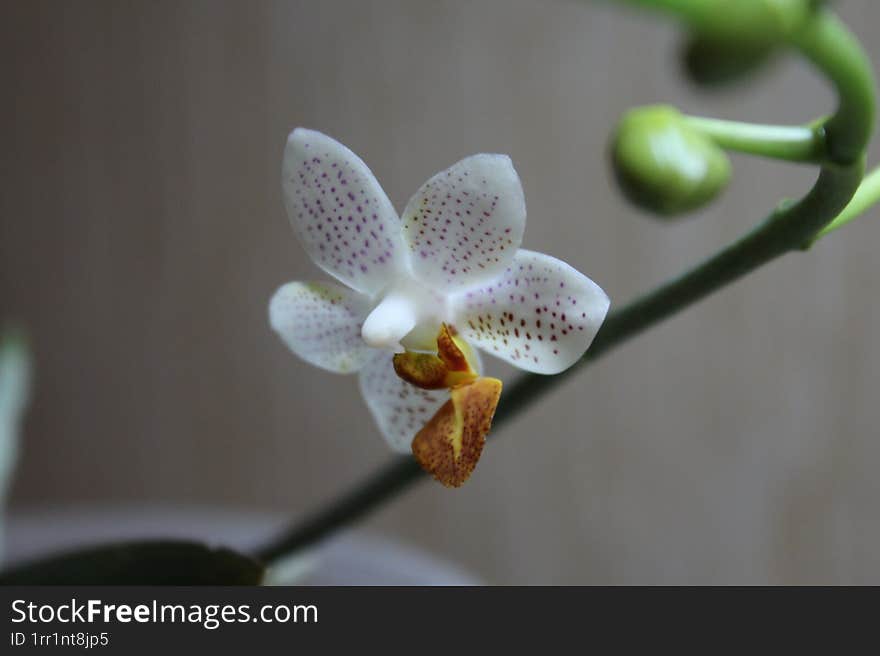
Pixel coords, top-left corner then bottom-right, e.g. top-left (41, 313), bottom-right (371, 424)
top-left (679, 0), bottom-right (813, 44)
top-left (681, 34), bottom-right (777, 87)
top-left (610, 106), bottom-right (731, 217)
top-left (675, 0), bottom-right (814, 87)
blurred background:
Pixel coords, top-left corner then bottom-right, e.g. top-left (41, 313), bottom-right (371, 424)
top-left (1, 0), bottom-right (879, 584)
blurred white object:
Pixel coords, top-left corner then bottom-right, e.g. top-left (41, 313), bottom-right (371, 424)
top-left (4, 505), bottom-right (481, 585)
top-left (0, 330), bottom-right (31, 563)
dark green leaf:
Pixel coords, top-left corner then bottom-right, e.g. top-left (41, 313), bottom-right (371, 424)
top-left (0, 540), bottom-right (264, 585)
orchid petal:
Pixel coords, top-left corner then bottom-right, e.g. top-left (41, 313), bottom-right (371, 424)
top-left (452, 250), bottom-right (609, 374)
top-left (282, 129), bottom-right (405, 296)
top-left (358, 349), bottom-right (484, 453)
top-left (400, 154), bottom-right (525, 291)
top-left (269, 281), bottom-right (373, 374)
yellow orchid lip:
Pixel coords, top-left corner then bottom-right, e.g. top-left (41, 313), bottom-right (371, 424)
top-left (392, 324), bottom-right (478, 390)
top-left (392, 323), bottom-right (503, 487)
top-left (412, 377), bottom-right (503, 488)
top-left (392, 352), bottom-right (477, 390)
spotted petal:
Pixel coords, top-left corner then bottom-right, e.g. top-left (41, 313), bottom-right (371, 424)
top-left (401, 154), bottom-right (525, 291)
top-left (358, 349), bottom-right (484, 453)
top-left (269, 281), bottom-right (374, 374)
top-left (282, 128), bottom-right (405, 296)
top-left (452, 250), bottom-right (609, 374)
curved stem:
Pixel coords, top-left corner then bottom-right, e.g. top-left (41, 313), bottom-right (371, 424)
top-left (254, 4), bottom-right (875, 565)
top-left (814, 164), bottom-right (880, 241)
top-left (614, 0), bottom-right (797, 33)
top-left (790, 10), bottom-right (875, 163)
top-left (683, 116), bottom-right (825, 162)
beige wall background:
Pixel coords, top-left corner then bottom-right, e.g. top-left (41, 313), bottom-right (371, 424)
top-left (2, 0), bottom-right (880, 584)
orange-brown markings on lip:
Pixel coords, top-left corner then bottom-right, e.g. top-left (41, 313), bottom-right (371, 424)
top-left (392, 351), bottom-right (451, 390)
top-left (393, 323), bottom-right (478, 390)
top-left (411, 377), bottom-right (503, 488)
top-left (437, 324), bottom-right (470, 372)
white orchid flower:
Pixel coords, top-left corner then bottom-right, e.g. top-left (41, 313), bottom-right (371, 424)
top-left (270, 129), bottom-right (609, 486)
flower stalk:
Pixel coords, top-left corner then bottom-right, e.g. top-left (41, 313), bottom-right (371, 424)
top-left (681, 116), bottom-right (825, 163)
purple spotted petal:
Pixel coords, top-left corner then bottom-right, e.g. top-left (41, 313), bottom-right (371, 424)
top-left (452, 250), bottom-right (609, 374)
top-left (358, 350), bottom-right (448, 453)
top-left (400, 154), bottom-right (525, 291)
top-left (282, 129), bottom-right (405, 296)
top-left (269, 280), bottom-right (374, 374)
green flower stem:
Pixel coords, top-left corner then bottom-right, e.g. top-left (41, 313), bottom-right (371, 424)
top-left (254, 3), bottom-right (874, 565)
top-left (814, 164), bottom-right (880, 240)
top-left (617, 0), bottom-right (807, 36)
top-left (790, 9), bottom-right (875, 163)
top-left (682, 116), bottom-right (825, 162)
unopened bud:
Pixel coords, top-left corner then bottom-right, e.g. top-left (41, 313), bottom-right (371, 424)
top-left (610, 105), bottom-right (731, 217)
